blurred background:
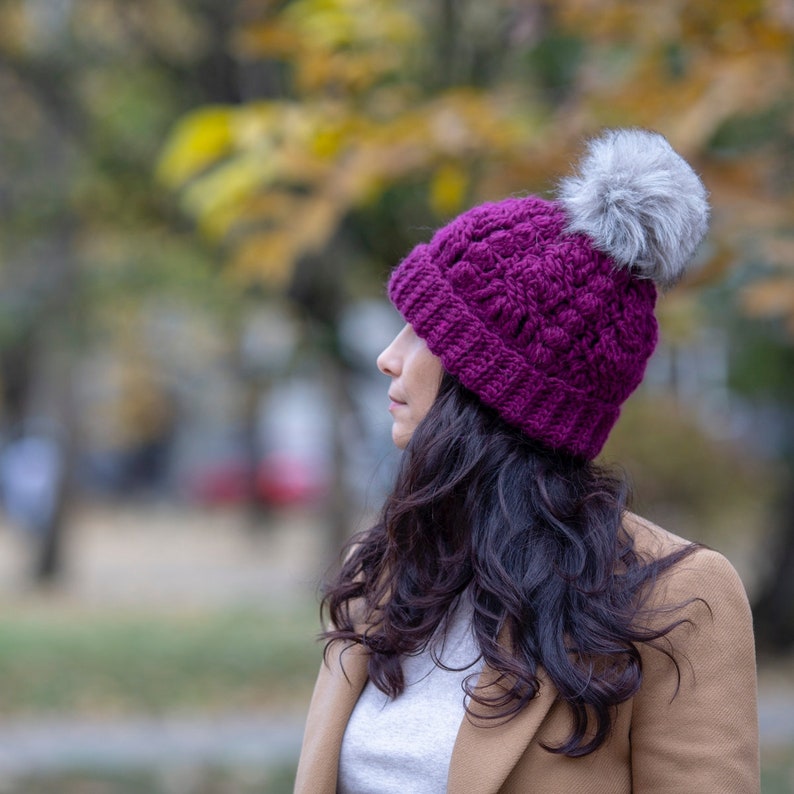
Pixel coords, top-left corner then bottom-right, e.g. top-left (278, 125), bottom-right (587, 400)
top-left (0, 0), bottom-right (792, 791)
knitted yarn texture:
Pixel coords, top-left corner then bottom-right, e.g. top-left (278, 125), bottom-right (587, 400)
top-left (388, 129), bottom-right (709, 459)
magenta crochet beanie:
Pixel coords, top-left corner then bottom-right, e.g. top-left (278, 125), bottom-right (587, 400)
top-left (388, 129), bottom-right (710, 459)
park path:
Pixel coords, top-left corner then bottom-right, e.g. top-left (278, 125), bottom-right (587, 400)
top-left (0, 501), bottom-right (333, 608)
top-left (0, 502), bottom-right (791, 777)
top-left (0, 713), bottom-right (306, 776)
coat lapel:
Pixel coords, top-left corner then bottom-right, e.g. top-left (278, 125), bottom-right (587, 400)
top-left (447, 665), bottom-right (559, 794)
top-left (293, 641), bottom-right (369, 794)
top-left (295, 638), bottom-right (560, 794)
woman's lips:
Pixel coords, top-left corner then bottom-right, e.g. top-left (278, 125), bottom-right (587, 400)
top-left (388, 395), bottom-right (406, 411)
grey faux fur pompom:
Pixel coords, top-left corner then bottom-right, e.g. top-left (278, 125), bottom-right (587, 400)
top-left (558, 129), bottom-right (710, 288)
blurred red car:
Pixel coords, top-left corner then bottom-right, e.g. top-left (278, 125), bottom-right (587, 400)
top-left (189, 452), bottom-right (328, 508)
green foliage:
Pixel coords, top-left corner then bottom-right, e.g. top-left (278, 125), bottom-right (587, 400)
top-left (727, 319), bottom-right (794, 405)
top-left (0, 606), bottom-right (320, 715)
top-left (603, 392), bottom-right (776, 545)
top-left (523, 32), bottom-right (585, 101)
top-left (0, 0), bottom-right (250, 359)
top-left (761, 747), bottom-right (794, 794)
top-left (709, 103), bottom-right (792, 154)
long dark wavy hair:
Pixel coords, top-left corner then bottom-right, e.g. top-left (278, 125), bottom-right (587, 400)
top-left (322, 372), bottom-right (700, 756)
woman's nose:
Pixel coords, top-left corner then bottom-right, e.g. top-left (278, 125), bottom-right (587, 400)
top-left (377, 339), bottom-right (401, 377)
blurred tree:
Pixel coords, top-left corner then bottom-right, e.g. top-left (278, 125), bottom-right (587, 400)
top-left (724, 315), bottom-right (794, 651)
top-left (0, 0), bottom-right (245, 579)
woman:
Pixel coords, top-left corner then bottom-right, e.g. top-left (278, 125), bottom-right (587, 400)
top-left (295, 129), bottom-right (759, 793)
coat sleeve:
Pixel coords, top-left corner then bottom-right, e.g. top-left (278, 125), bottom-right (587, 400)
top-left (630, 548), bottom-right (759, 793)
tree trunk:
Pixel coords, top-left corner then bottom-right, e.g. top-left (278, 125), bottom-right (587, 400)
top-left (753, 468), bottom-right (794, 652)
top-left (32, 346), bottom-right (78, 582)
top-left (324, 354), bottom-right (356, 573)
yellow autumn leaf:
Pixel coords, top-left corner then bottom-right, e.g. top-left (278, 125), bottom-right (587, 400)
top-left (237, 192), bottom-right (305, 227)
top-left (157, 107), bottom-right (235, 188)
top-left (229, 230), bottom-right (298, 288)
top-left (231, 101), bottom-right (291, 148)
top-left (285, 0), bottom-right (420, 49)
top-left (182, 152), bottom-right (279, 239)
top-left (0, 2), bottom-right (28, 56)
top-left (310, 124), bottom-right (347, 159)
top-left (276, 0), bottom-right (421, 93)
top-left (294, 194), bottom-right (343, 250)
top-left (429, 163), bottom-right (469, 217)
top-left (232, 22), bottom-right (302, 59)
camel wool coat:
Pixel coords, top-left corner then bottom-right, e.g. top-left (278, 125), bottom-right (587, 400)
top-left (294, 514), bottom-right (759, 793)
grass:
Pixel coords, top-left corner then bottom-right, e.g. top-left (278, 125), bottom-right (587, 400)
top-left (0, 601), bottom-right (317, 790)
top-left (0, 763), bottom-right (298, 794)
top-left (0, 602), bottom-right (321, 716)
top-left (761, 747), bottom-right (794, 794)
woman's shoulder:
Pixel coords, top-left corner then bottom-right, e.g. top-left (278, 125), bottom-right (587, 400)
top-left (621, 516), bottom-right (759, 793)
top-left (621, 511), bottom-right (693, 556)
top-left (621, 510), bottom-right (750, 608)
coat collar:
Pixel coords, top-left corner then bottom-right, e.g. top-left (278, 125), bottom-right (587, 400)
top-left (294, 640), bottom-right (559, 794)
top-left (448, 666), bottom-right (558, 793)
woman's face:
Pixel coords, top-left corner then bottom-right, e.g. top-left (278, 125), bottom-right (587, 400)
top-left (377, 324), bottom-right (443, 449)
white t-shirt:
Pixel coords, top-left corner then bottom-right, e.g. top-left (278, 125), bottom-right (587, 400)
top-left (337, 596), bottom-right (483, 794)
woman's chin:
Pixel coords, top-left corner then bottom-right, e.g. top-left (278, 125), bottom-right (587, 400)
top-left (391, 425), bottom-right (411, 450)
